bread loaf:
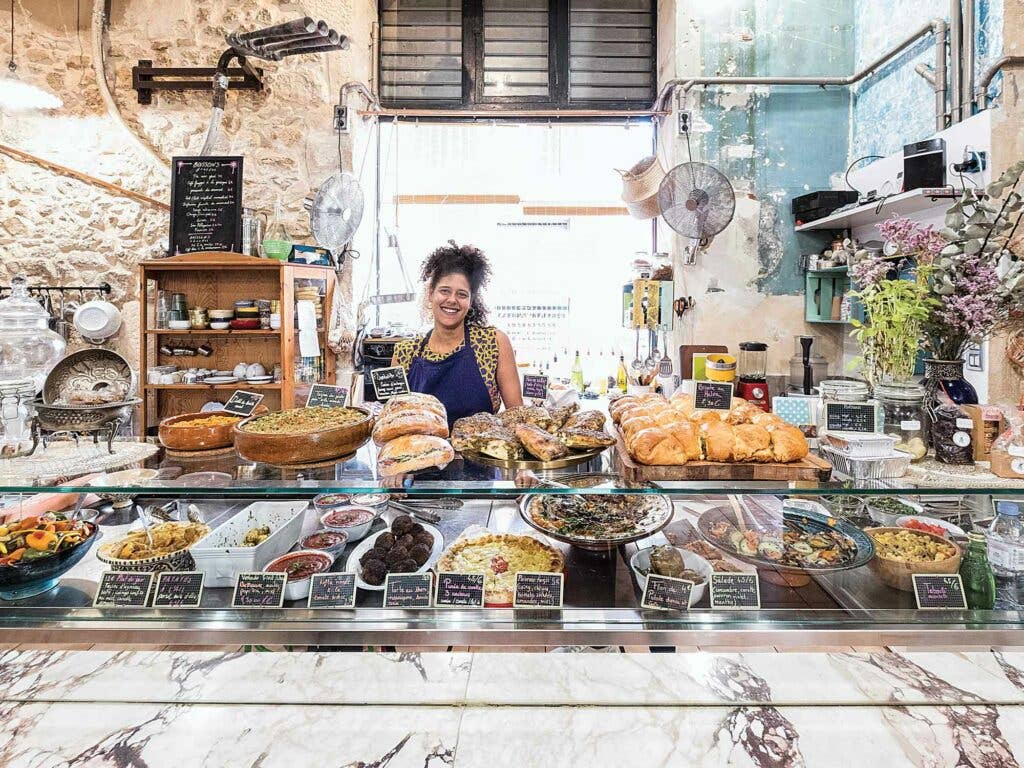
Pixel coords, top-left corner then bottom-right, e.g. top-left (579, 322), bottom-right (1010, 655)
top-left (629, 423), bottom-right (701, 465)
top-left (771, 424), bottom-right (809, 462)
top-left (732, 424), bottom-right (773, 462)
top-left (372, 410), bottom-right (449, 445)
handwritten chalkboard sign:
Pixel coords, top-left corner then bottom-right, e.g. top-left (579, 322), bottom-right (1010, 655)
top-left (513, 572), bottom-right (564, 609)
top-left (308, 573), bottom-right (357, 609)
top-left (641, 574), bottom-right (693, 612)
top-left (153, 572), bottom-right (204, 608)
top-left (694, 381), bottom-right (734, 411)
top-left (223, 390), bottom-right (264, 417)
top-left (522, 374), bottom-right (549, 401)
top-left (306, 384), bottom-right (349, 409)
top-left (371, 366), bottom-right (411, 401)
top-left (231, 572), bottom-right (286, 609)
top-left (913, 574), bottom-right (967, 610)
top-left (710, 573), bottom-right (760, 610)
top-left (384, 572), bottom-right (433, 608)
top-left (826, 402), bottom-right (876, 433)
top-left (435, 572), bottom-right (485, 608)
top-left (94, 572), bottom-right (154, 607)
top-left (169, 156), bottom-right (243, 255)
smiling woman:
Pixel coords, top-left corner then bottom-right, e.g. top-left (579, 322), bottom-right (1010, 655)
top-left (392, 241), bottom-right (523, 425)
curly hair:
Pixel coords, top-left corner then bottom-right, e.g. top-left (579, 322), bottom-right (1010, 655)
top-left (420, 240), bottom-right (492, 325)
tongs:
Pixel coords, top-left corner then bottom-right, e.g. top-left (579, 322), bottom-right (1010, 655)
top-left (389, 499), bottom-right (441, 524)
top-left (391, 497), bottom-right (463, 511)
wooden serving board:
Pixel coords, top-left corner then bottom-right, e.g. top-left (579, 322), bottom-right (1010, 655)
top-left (613, 433), bottom-right (832, 483)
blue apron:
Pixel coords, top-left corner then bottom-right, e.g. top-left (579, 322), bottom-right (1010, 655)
top-left (407, 324), bottom-right (495, 428)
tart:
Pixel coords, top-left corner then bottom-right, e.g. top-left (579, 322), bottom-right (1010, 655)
top-left (437, 533), bottom-right (565, 605)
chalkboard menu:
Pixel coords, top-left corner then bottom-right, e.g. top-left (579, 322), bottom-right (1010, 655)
top-left (308, 573), bottom-right (357, 609)
top-left (231, 572), bottom-right (286, 609)
top-left (94, 572), bottom-right (154, 607)
top-left (913, 574), bottom-right (967, 610)
top-left (694, 381), bottom-right (734, 411)
top-left (223, 390), bottom-right (264, 417)
top-left (641, 574), bottom-right (693, 612)
top-left (306, 384), bottom-right (349, 409)
top-left (522, 374), bottom-right (549, 401)
top-left (371, 366), bottom-right (411, 401)
top-left (169, 156), bottom-right (243, 255)
top-left (513, 572), bottom-right (564, 609)
top-left (435, 572), bottom-right (485, 608)
top-left (826, 402), bottom-right (876, 433)
top-left (384, 573), bottom-right (433, 608)
top-left (153, 572), bottom-right (205, 608)
top-left (710, 573), bottom-right (760, 610)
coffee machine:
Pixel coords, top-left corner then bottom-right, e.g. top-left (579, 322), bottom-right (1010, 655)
top-left (736, 341), bottom-right (770, 411)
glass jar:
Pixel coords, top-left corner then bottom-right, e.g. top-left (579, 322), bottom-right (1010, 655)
top-left (817, 379), bottom-right (880, 440)
top-left (0, 275), bottom-right (67, 393)
top-left (875, 381), bottom-right (928, 461)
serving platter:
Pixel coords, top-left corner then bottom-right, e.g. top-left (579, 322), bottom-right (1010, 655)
top-left (460, 446), bottom-right (604, 471)
top-left (344, 521), bottom-right (444, 591)
top-left (517, 491), bottom-right (674, 551)
top-left (234, 406), bottom-right (374, 466)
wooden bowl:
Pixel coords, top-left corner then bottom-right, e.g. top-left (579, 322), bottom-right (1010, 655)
top-left (158, 412), bottom-right (243, 451)
top-left (866, 526), bottom-right (962, 592)
top-left (234, 406), bottom-right (375, 466)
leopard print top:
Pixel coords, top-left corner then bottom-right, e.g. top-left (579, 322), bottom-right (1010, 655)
top-left (393, 324), bottom-right (501, 412)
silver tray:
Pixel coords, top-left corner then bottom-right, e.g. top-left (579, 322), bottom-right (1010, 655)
top-left (461, 446), bottom-right (604, 471)
top-left (43, 349), bottom-right (136, 406)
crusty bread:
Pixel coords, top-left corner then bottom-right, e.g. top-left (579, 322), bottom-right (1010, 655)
top-left (372, 410), bottom-right (449, 445)
top-left (771, 424), bottom-right (809, 462)
top-left (700, 420), bottom-right (735, 462)
top-left (629, 423), bottom-right (701, 465)
top-left (377, 434), bottom-right (455, 476)
top-left (380, 393), bottom-right (447, 422)
top-left (732, 424), bottom-right (773, 462)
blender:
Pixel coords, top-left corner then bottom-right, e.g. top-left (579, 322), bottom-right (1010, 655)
top-left (736, 341), bottom-right (770, 411)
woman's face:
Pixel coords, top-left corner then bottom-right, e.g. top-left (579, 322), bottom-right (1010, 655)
top-left (429, 272), bottom-right (472, 330)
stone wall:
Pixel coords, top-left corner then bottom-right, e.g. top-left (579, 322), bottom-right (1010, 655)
top-left (0, 0), bottom-right (376, 373)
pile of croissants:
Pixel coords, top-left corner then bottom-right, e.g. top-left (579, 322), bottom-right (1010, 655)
top-left (611, 392), bottom-right (809, 465)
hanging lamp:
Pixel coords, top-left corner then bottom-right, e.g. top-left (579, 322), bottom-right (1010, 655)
top-left (0, 0), bottom-right (62, 112)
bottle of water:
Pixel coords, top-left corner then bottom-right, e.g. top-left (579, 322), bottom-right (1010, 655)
top-left (987, 501), bottom-right (1024, 579)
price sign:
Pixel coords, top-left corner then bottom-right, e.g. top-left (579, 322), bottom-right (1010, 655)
top-left (153, 572), bottom-right (205, 608)
top-left (94, 572), bottom-right (154, 608)
top-left (513, 572), bottom-right (564, 609)
top-left (223, 390), bottom-right (264, 417)
top-left (825, 402), bottom-right (876, 433)
top-left (384, 572), bottom-right (433, 608)
top-left (308, 573), bottom-right (357, 609)
top-left (435, 572), bottom-right (485, 608)
top-left (641, 574), bottom-right (693, 612)
top-left (913, 574), bottom-right (967, 610)
top-left (306, 383), bottom-right (349, 409)
top-left (371, 366), bottom-right (411, 401)
top-left (710, 573), bottom-right (760, 610)
top-left (231, 572), bottom-right (286, 609)
top-left (694, 381), bottom-right (734, 411)
top-left (522, 374), bottom-right (549, 401)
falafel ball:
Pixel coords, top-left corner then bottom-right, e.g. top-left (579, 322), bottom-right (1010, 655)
top-left (362, 559), bottom-right (387, 585)
top-left (384, 546), bottom-right (410, 566)
top-left (376, 532), bottom-right (397, 551)
top-left (396, 533), bottom-right (415, 551)
top-left (395, 558), bottom-right (418, 573)
top-left (391, 515), bottom-right (415, 535)
top-left (409, 542), bottom-right (431, 566)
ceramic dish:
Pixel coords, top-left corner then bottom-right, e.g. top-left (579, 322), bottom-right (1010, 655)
top-left (313, 493), bottom-right (351, 511)
top-left (320, 505), bottom-right (378, 542)
top-left (518, 491), bottom-right (673, 551)
top-left (866, 526), bottom-right (962, 592)
top-left (202, 376), bottom-right (238, 385)
top-left (0, 520), bottom-right (99, 601)
top-left (896, 515), bottom-right (966, 538)
top-left (301, 529), bottom-right (349, 556)
top-left (230, 319), bottom-right (260, 330)
top-left (234, 406), bottom-right (374, 466)
top-left (629, 546), bottom-right (714, 607)
top-left (210, 321), bottom-right (231, 330)
top-left (245, 376), bottom-right (273, 384)
top-left (158, 411), bottom-right (242, 451)
top-left (867, 497), bottom-right (924, 527)
top-left (344, 521), bottom-right (444, 591)
top-left (264, 550), bottom-right (335, 601)
top-left (209, 309), bottom-right (234, 319)
top-left (97, 521), bottom-right (211, 574)
top-left (168, 320), bottom-right (191, 330)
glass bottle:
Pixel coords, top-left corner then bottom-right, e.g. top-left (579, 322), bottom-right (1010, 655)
top-left (987, 501), bottom-right (1024, 579)
top-left (261, 198), bottom-right (293, 262)
top-left (616, 354), bottom-right (628, 391)
top-left (875, 381), bottom-right (928, 462)
top-left (960, 533), bottom-right (996, 609)
top-left (570, 350), bottom-right (584, 393)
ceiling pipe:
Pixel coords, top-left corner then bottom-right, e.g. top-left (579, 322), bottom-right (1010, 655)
top-left (933, 17), bottom-right (948, 131)
top-left (976, 55), bottom-right (1024, 109)
top-left (949, 0), bottom-right (963, 123)
top-left (961, 0), bottom-right (976, 120)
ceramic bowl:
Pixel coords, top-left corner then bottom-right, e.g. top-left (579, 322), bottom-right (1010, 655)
top-left (896, 515), bottom-right (966, 538)
top-left (210, 321), bottom-right (231, 330)
top-left (209, 309), bottom-right (235, 320)
top-left (0, 522), bottom-right (100, 601)
top-left (230, 319), bottom-right (260, 330)
top-left (96, 522), bottom-right (211, 574)
top-left (168, 320), bottom-right (191, 330)
top-left (264, 550), bottom-right (335, 601)
top-left (300, 529), bottom-right (349, 556)
top-left (73, 300), bottom-right (122, 340)
top-left (158, 411), bottom-right (242, 451)
top-left (629, 546), bottom-right (714, 607)
top-left (866, 526), bottom-right (962, 592)
top-left (320, 505), bottom-right (377, 542)
top-left (234, 407), bottom-right (374, 466)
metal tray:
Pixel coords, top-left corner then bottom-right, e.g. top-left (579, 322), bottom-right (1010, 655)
top-left (460, 447), bottom-right (604, 471)
top-left (518, 491), bottom-right (674, 550)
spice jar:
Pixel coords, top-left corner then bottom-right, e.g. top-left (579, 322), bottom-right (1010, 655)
top-left (875, 381), bottom-right (928, 461)
top-left (817, 379), bottom-right (880, 440)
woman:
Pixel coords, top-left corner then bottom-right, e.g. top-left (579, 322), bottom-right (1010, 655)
top-left (391, 241), bottom-right (523, 426)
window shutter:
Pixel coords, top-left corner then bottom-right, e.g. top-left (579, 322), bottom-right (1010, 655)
top-left (569, 0), bottom-right (654, 103)
top-left (380, 0), bottom-right (464, 103)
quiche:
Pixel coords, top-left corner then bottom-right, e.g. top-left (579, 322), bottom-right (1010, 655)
top-left (436, 533), bottom-right (565, 605)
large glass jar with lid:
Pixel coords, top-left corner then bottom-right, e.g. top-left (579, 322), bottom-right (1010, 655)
top-left (0, 275), bottom-right (66, 393)
top-left (816, 379), bottom-right (881, 440)
top-left (875, 380), bottom-right (928, 461)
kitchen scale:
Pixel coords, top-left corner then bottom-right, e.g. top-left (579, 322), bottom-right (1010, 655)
top-left (735, 341), bottom-right (770, 411)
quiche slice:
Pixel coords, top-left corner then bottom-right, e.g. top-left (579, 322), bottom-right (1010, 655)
top-left (436, 533), bottom-right (565, 605)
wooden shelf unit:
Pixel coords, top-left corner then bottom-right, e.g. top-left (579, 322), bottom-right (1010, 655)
top-left (139, 252), bottom-right (336, 433)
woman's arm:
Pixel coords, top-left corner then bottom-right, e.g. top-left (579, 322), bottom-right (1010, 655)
top-left (494, 329), bottom-right (524, 409)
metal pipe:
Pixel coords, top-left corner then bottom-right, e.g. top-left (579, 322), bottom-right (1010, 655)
top-left (915, 62), bottom-right (936, 86)
top-left (232, 17), bottom-right (316, 43)
top-left (260, 29), bottom-right (336, 54)
top-left (276, 39), bottom-right (350, 57)
top-left (950, 0), bottom-right (962, 122)
top-left (934, 17), bottom-right (948, 130)
top-left (977, 55), bottom-right (1024, 108)
top-left (962, 0), bottom-right (975, 119)
top-left (234, 22), bottom-right (329, 50)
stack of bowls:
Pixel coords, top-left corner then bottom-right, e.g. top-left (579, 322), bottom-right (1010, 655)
top-left (232, 300), bottom-right (260, 330)
top-left (209, 309), bottom-right (234, 330)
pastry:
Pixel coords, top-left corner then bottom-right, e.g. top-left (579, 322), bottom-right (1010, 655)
top-left (732, 424), bottom-right (773, 462)
top-left (563, 410), bottom-right (606, 431)
top-left (547, 404), bottom-right (579, 431)
top-left (470, 428), bottom-right (524, 461)
top-left (700, 420), bottom-right (735, 462)
top-left (500, 405), bottom-right (553, 431)
top-left (560, 428), bottom-right (615, 450)
top-left (372, 410), bottom-right (449, 445)
top-left (437, 533), bottom-right (564, 605)
top-left (514, 423), bottom-right (569, 461)
top-left (451, 413), bottom-right (502, 451)
top-left (725, 401), bottom-right (762, 425)
top-left (770, 424), bottom-right (809, 462)
top-left (628, 423), bottom-right (701, 465)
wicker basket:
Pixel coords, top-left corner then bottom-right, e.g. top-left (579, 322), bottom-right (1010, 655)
top-left (619, 156), bottom-right (665, 220)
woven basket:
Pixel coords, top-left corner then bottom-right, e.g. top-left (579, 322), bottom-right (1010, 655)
top-left (618, 156), bottom-right (665, 220)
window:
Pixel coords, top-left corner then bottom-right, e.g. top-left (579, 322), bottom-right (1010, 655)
top-left (379, 0), bottom-right (656, 110)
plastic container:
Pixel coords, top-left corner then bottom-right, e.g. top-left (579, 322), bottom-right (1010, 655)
top-left (987, 500), bottom-right (1024, 578)
top-left (190, 500), bottom-right (309, 587)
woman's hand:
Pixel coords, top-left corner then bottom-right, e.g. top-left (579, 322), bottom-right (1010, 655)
top-left (514, 470), bottom-right (540, 488)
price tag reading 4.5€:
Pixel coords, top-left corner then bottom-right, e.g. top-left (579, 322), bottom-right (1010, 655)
top-left (223, 390), bottom-right (264, 417)
top-left (641, 574), bottom-right (693, 612)
top-left (371, 366), bottom-right (411, 401)
top-left (435, 572), bottom-right (485, 608)
top-left (710, 573), bottom-right (760, 610)
top-left (913, 574), bottom-right (967, 610)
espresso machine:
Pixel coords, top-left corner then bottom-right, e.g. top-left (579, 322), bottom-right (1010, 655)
top-left (736, 341), bottom-right (770, 411)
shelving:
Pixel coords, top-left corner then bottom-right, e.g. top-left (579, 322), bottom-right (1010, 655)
top-left (145, 329), bottom-right (281, 336)
top-left (147, 383), bottom-right (282, 390)
top-left (794, 188), bottom-right (958, 232)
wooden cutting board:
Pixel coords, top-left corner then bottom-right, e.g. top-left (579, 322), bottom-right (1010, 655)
top-left (613, 432), bottom-right (832, 483)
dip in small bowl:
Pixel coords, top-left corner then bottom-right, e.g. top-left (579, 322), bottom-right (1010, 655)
top-left (264, 550), bottom-right (335, 601)
top-left (320, 505), bottom-right (376, 542)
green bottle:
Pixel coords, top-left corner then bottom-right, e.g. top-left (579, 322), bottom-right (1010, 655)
top-left (960, 533), bottom-right (996, 609)
top-left (570, 350), bottom-right (584, 393)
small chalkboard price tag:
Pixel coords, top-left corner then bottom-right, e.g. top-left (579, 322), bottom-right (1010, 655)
top-left (307, 573), bottom-right (357, 609)
top-left (694, 381), bottom-right (734, 411)
top-left (826, 402), bottom-right (876, 433)
top-left (384, 572), bottom-right (433, 608)
top-left (435, 572), bottom-right (486, 608)
top-left (371, 366), bottom-right (411, 401)
top-left (513, 572), bottom-right (564, 609)
top-left (913, 574), bottom-right (968, 610)
top-left (231, 572), bottom-right (286, 609)
top-left (306, 383), bottom-right (349, 409)
top-left (710, 573), bottom-right (760, 610)
top-left (153, 572), bottom-right (204, 608)
top-left (223, 390), bottom-right (264, 417)
top-left (522, 374), bottom-right (549, 401)
top-left (641, 574), bottom-right (693, 612)
top-left (94, 572), bottom-right (154, 608)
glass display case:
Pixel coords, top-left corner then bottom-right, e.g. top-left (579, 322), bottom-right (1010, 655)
top-left (2, 441), bottom-right (1022, 649)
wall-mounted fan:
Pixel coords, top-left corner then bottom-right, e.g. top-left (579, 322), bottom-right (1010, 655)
top-left (658, 161), bottom-right (736, 243)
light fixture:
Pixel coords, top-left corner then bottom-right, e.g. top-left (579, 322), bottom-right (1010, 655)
top-left (0, 0), bottom-right (62, 112)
